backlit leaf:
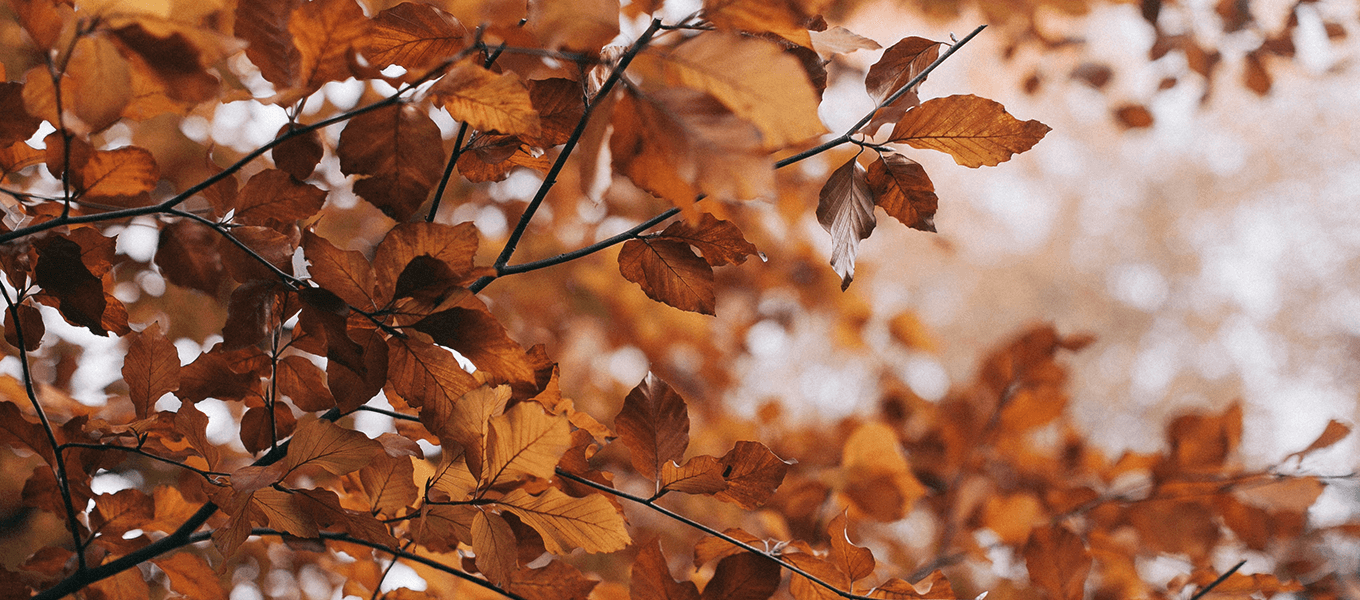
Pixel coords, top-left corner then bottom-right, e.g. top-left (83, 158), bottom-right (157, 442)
top-left (701, 552), bottom-right (781, 600)
top-left (816, 156), bottom-right (875, 291)
top-left (302, 230), bottom-right (379, 311)
top-left (289, 0), bottom-right (372, 90)
top-left (632, 538), bottom-right (701, 600)
top-left (72, 146), bottom-right (159, 206)
top-left (702, 0), bottom-right (815, 48)
top-left (656, 213), bottom-right (759, 267)
top-left (828, 513), bottom-right (875, 582)
top-left (414, 306), bottom-right (538, 387)
top-left (277, 355), bottom-right (334, 412)
top-left (509, 560), bottom-right (599, 600)
top-left (1286, 420), bottom-right (1352, 462)
top-left (867, 152), bottom-right (938, 232)
top-left (498, 487), bottom-right (631, 554)
top-left (253, 486), bottom-right (319, 538)
top-left (65, 35), bottom-right (132, 133)
top-left (865, 37), bottom-right (941, 103)
top-left (372, 221), bottom-right (480, 303)
top-left (473, 511), bottom-right (518, 586)
top-left (888, 95), bottom-right (1050, 168)
top-left (283, 417), bottom-right (382, 477)
top-left (359, 452), bottom-right (417, 516)
top-left (423, 384), bottom-right (510, 482)
top-left (786, 552), bottom-right (850, 600)
top-left (484, 400), bottom-right (571, 487)
top-left (154, 553), bottom-right (227, 600)
top-left (809, 26), bottom-right (881, 58)
top-left (91, 488), bottom-right (154, 537)
top-left (631, 32), bottom-right (827, 149)
top-left (661, 455), bottom-right (728, 495)
top-left (34, 233), bottom-right (129, 336)
top-left (619, 238), bottom-right (715, 315)
top-left (1024, 525), bottom-right (1091, 600)
top-left (615, 373), bottom-right (690, 480)
top-left (530, 0), bottom-right (619, 52)
top-left (368, 2), bottom-right (467, 71)
top-left (234, 169), bottom-right (326, 227)
top-left (337, 103), bottom-right (446, 220)
top-left (694, 528), bottom-right (764, 568)
top-left (122, 324), bottom-right (180, 419)
top-left (714, 441), bottom-right (790, 510)
top-left (387, 332), bottom-right (480, 411)
top-left (237, 0), bottom-right (303, 87)
top-left (430, 58), bottom-right (542, 138)
top-left (526, 78), bottom-right (586, 147)
top-left (0, 83), bottom-right (42, 147)
top-left (870, 571), bottom-right (954, 599)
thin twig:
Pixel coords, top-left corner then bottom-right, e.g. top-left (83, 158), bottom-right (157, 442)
top-left (427, 43), bottom-right (507, 223)
top-left (1188, 560), bottom-right (1247, 600)
top-left (58, 442), bottom-right (231, 482)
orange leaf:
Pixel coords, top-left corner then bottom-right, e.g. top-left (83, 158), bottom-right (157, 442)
top-left (302, 230), bottom-right (379, 311)
top-left (713, 441), bottom-right (790, 510)
top-left (786, 552), bottom-right (850, 600)
top-left (388, 332), bottom-right (480, 411)
top-left (1023, 525), bottom-right (1092, 600)
top-left (657, 214), bottom-right (759, 267)
top-left (530, 0), bottom-right (619, 52)
top-left (359, 452), bottom-right (417, 516)
top-left (234, 169), bottom-right (326, 227)
top-left (337, 104), bottom-right (446, 220)
top-left (174, 399), bottom-right (221, 469)
top-left (156, 220), bottom-right (227, 296)
top-left (866, 152), bottom-right (938, 233)
top-left (431, 58), bottom-right (542, 137)
top-left (841, 422), bottom-right (926, 521)
top-left (91, 488), bottom-right (154, 537)
top-left (1286, 419), bottom-right (1351, 462)
top-left (615, 373), bottom-right (690, 480)
top-left (289, 0), bottom-right (372, 90)
top-left (865, 37), bottom-right (941, 103)
top-left (694, 528), bottom-right (763, 567)
top-left (701, 552), bottom-right (781, 600)
top-left (0, 83), bottom-right (42, 147)
top-left (870, 571), bottom-right (955, 599)
top-left (828, 513), bottom-right (875, 582)
top-left (414, 503), bottom-right (478, 552)
top-left (283, 417), bottom-right (382, 477)
top-left (421, 384), bottom-right (510, 482)
top-left (277, 354), bottom-right (335, 412)
top-left (702, 0), bottom-right (815, 48)
top-left (293, 487), bottom-right (399, 547)
top-left (473, 511), bottom-right (518, 586)
top-left (367, 2), bottom-right (467, 71)
top-left (372, 221), bottom-right (480, 303)
top-left (64, 35), bottom-right (133, 133)
top-left (122, 324), bottom-right (180, 419)
top-left (87, 561), bottom-right (151, 600)
top-left (414, 305), bottom-right (538, 387)
top-left (252, 486), bottom-right (319, 538)
top-left (660, 455), bottom-right (728, 495)
top-left (631, 32), bottom-right (827, 149)
top-left (237, 0), bottom-right (303, 87)
top-left (154, 552), bottom-right (227, 600)
top-left (508, 560), bottom-right (599, 600)
top-left (618, 238), bottom-right (715, 315)
top-left (72, 146), bottom-right (159, 205)
top-left (483, 400), bottom-right (571, 487)
top-left (888, 95), bottom-right (1050, 168)
top-left (525, 78), bottom-right (586, 147)
top-left (632, 538), bottom-right (701, 600)
top-left (456, 133), bottom-right (551, 183)
top-left (498, 487), bottom-right (631, 554)
top-left (816, 156), bottom-right (875, 291)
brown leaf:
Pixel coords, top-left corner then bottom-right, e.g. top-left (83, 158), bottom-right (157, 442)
top-left (3, 301), bottom-right (44, 352)
top-left (293, 488), bottom-right (399, 547)
top-left (157, 220), bottom-right (226, 296)
top-left (234, 169), bottom-right (326, 227)
top-left (302, 230), bottom-right (378, 311)
top-left (271, 125), bottom-right (324, 179)
top-left (289, 0), bottom-right (372, 91)
top-left (240, 402), bottom-right (296, 454)
top-left (508, 560), bottom-right (599, 600)
top-left (154, 552), bottom-right (227, 600)
top-left (387, 332), bottom-right (480, 411)
top-left (525, 78), bottom-right (586, 147)
top-left (414, 305), bottom-right (538, 387)
top-left (483, 400), bottom-right (571, 487)
top-left (414, 503), bottom-right (478, 552)
top-left (841, 422), bottom-right (925, 521)
top-left (828, 513), bottom-right (875, 582)
top-left (809, 26), bottom-right (881, 58)
top-left (611, 88), bottom-right (773, 205)
top-left (367, 2), bottom-right (467, 71)
top-left (359, 452), bottom-right (417, 516)
top-left (177, 350), bottom-right (256, 403)
top-left (1024, 525), bottom-right (1092, 600)
top-left (219, 226), bottom-right (296, 284)
top-left (237, 0), bottom-right (303, 87)
top-left (632, 538), bottom-right (701, 600)
top-left (870, 571), bottom-right (954, 599)
top-left (221, 280), bottom-right (286, 350)
top-left (498, 487), bottom-right (631, 554)
top-left (71, 145), bottom-right (159, 206)
top-left (694, 528), bottom-right (764, 568)
top-left (702, 0), bottom-right (814, 48)
top-left (530, 0), bottom-right (619, 51)
top-left (423, 384), bottom-right (509, 482)
top-left (888, 95), bottom-right (1050, 168)
top-left (122, 324), bottom-right (181, 418)
top-left (657, 214), bottom-right (759, 267)
top-left (786, 552), bottom-right (850, 600)
top-left (283, 417), bottom-right (382, 477)
top-left (86, 563), bottom-right (150, 600)
top-left (1167, 403), bottom-right (1242, 471)
top-left (865, 37), bottom-right (942, 103)
top-left (175, 400), bottom-right (221, 469)
top-left (615, 373), bottom-right (690, 480)
top-left (372, 221), bottom-right (480, 302)
top-left (866, 152), bottom-right (938, 233)
top-left (473, 511), bottom-right (518, 586)
top-left (0, 83), bottom-right (42, 147)
top-left (337, 104), bottom-right (445, 220)
top-left (661, 455), bottom-right (728, 495)
top-left (618, 238), bottom-right (715, 315)
top-left (701, 552), bottom-right (782, 600)
top-left (277, 354), bottom-right (334, 412)
top-left (816, 156), bottom-right (875, 291)
top-left (34, 234), bottom-right (128, 336)
top-left (457, 134), bottom-right (551, 182)
top-left (252, 486), bottom-right (319, 538)
top-left (431, 58), bottom-right (542, 137)
top-left (64, 35), bottom-right (133, 133)
top-left (1113, 104), bottom-right (1155, 129)
top-left (91, 488), bottom-right (154, 537)
top-left (631, 32), bottom-right (827, 149)
top-left (714, 441), bottom-right (790, 509)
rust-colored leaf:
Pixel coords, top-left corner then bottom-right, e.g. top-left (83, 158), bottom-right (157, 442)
top-left (122, 324), bottom-right (181, 419)
top-left (828, 513), bottom-right (875, 582)
top-left (431, 58), bottom-right (542, 137)
top-left (619, 238), bottom-right (715, 315)
top-left (221, 280), bottom-right (286, 350)
top-left (702, 0), bottom-right (814, 48)
top-left (701, 552), bottom-right (782, 600)
top-left (414, 306), bottom-right (538, 387)
top-left (237, 0), bottom-right (303, 87)
top-left (694, 528), bottom-right (764, 568)
top-left (283, 417), bottom-right (382, 477)
top-left (866, 152), bottom-right (938, 233)
top-left (787, 552), bottom-right (850, 600)
top-left (422, 384), bottom-right (510, 482)
top-left (526, 78), bottom-right (586, 147)
top-left (657, 214), bottom-right (759, 267)
top-left (631, 32), bottom-right (827, 149)
top-left (1024, 525), bottom-right (1092, 600)
top-left (302, 230), bottom-right (378, 311)
top-left (816, 156), bottom-right (875, 291)
top-left (530, 0), bottom-right (619, 52)
top-left (359, 452), bottom-right (417, 516)
top-left (219, 226), bottom-right (296, 284)
top-left (234, 169), bottom-right (326, 227)
top-left (870, 571), bottom-right (954, 599)
top-left (91, 488), bottom-right (154, 537)
top-left (34, 234), bottom-right (128, 336)
top-left (277, 354), bottom-right (334, 412)
top-left (387, 332), bottom-right (480, 410)
top-left (289, 0), bottom-right (372, 90)
top-left (3, 301), bottom-right (44, 352)
top-left (65, 35), bottom-right (133, 133)
top-left (153, 552), bottom-right (227, 600)
top-left (865, 37), bottom-right (942, 103)
top-left (661, 455), bottom-right (728, 495)
top-left (714, 441), bottom-right (790, 510)
top-left (841, 422), bottom-right (925, 521)
top-left (1286, 419), bottom-right (1352, 462)
top-left (337, 103), bottom-right (446, 220)
top-left (1113, 104), bottom-right (1155, 129)
top-left (616, 373), bottom-right (690, 480)
top-left (72, 145), bottom-right (159, 206)
top-left (372, 221), bottom-right (480, 302)
top-left (252, 486), bottom-right (319, 538)
top-left (368, 2), bottom-right (467, 71)
top-left (888, 95), bottom-right (1050, 168)
top-left (473, 511), bottom-right (518, 586)
top-left (632, 538), bottom-right (701, 600)
top-left (157, 220), bottom-right (226, 296)
top-left (483, 400), bottom-right (571, 487)
top-left (508, 560), bottom-right (599, 600)
top-left (0, 83), bottom-right (42, 147)
top-left (498, 487), bottom-right (631, 554)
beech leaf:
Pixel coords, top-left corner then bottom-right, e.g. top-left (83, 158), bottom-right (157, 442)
top-left (498, 487), bottom-right (631, 554)
top-left (816, 157), bottom-right (876, 291)
top-left (701, 552), bottom-right (782, 600)
top-left (122, 324), bottom-right (180, 419)
top-left (866, 37), bottom-right (942, 103)
top-left (483, 400), bottom-right (572, 487)
top-left (289, 0), bottom-right (372, 91)
top-left (431, 58), bottom-right (542, 137)
top-left (632, 539), bottom-right (701, 600)
top-left (657, 214), bottom-right (759, 267)
top-left (866, 152), bottom-right (938, 233)
top-left (367, 2), bottom-right (467, 71)
top-left (714, 441), bottom-right (791, 510)
top-left (615, 373), bottom-right (690, 480)
top-left (1023, 525), bottom-right (1092, 600)
top-left (337, 104), bottom-right (446, 221)
top-left (888, 95), bottom-right (1051, 168)
top-left (473, 511), bottom-right (518, 586)
top-left (619, 238), bottom-right (715, 315)
top-left (283, 418), bottom-right (382, 477)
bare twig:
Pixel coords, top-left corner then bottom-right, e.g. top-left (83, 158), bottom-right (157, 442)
top-left (1189, 560), bottom-right (1248, 600)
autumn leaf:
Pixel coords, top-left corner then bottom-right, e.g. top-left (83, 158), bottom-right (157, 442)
top-left (701, 552), bottom-right (782, 600)
top-left (3, 301), bottom-right (44, 352)
top-left (619, 238), bottom-right (715, 314)
top-left (632, 539), bottom-right (701, 600)
top-left (809, 27), bottom-right (882, 59)
top-left (359, 452), bottom-right (417, 516)
top-left (0, 83), bottom-right (42, 147)
top-left (337, 103), bottom-right (445, 221)
top-left (302, 230), bottom-right (379, 311)
top-left (388, 332), bottom-right (481, 411)
top-left (69, 145), bottom-right (159, 206)
top-left (283, 417), bottom-right (382, 477)
top-left (530, 0), bottom-right (619, 52)
top-left (866, 37), bottom-right (942, 103)
top-left (271, 125), bottom-right (324, 179)
top-left (253, 486), bottom-right (319, 538)
top-left (276, 354), bottom-right (335, 412)
top-left (866, 152), bottom-right (938, 233)
top-left (153, 553), bottom-right (227, 600)
top-left (367, 2), bottom-right (467, 71)
top-left (483, 400), bottom-right (572, 487)
top-left (237, 0), bottom-right (303, 87)
top-left (870, 571), bottom-right (955, 599)
top-left (414, 305), bottom-right (538, 387)
top-left (372, 221), bottom-right (480, 303)
top-left (714, 441), bottom-right (790, 510)
top-left (817, 156), bottom-right (876, 291)
top-left (289, 0), bottom-right (372, 91)
top-left (122, 324), bottom-right (180, 419)
top-left (656, 214), bottom-right (759, 267)
top-left (473, 511), bottom-right (518, 586)
top-left (1285, 419), bottom-right (1352, 462)
top-left (828, 513), bottom-right (875, 582)
top-left (661, 455), bottom-right (728, 495)
top-left (615, 373), bottom-right (691, 481)
top-left (888, 95), bottom-right (1050, 168)
top-left (1024, 525), bottom-right (1092, 600)
top-left (234, 169), bottom-right (326, 228)
top-left (498, 487), bottom-right (631, 554)
top-left (840, 422), bottom-right (925, 521)
top-left (787, 552), bottom-right (851, 600)
top-left (508, 560), bottom-right (600, 600)
top-left (157, 220), bottom-right (226, 296)
top-left (431, 58), bottom-right (542, 137)
top-left (525, 78), bottom-right (586, 147)
top-left (34, 234), bottom-right (128, 336)
top-left (64, 35), bottom-right (133, 133)
top-left (91, 488), bottom-right (154, 537)
top-left (702, 0), bottom-right (816, 48)
top-left (630, 32), bottom-right (828, 149)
